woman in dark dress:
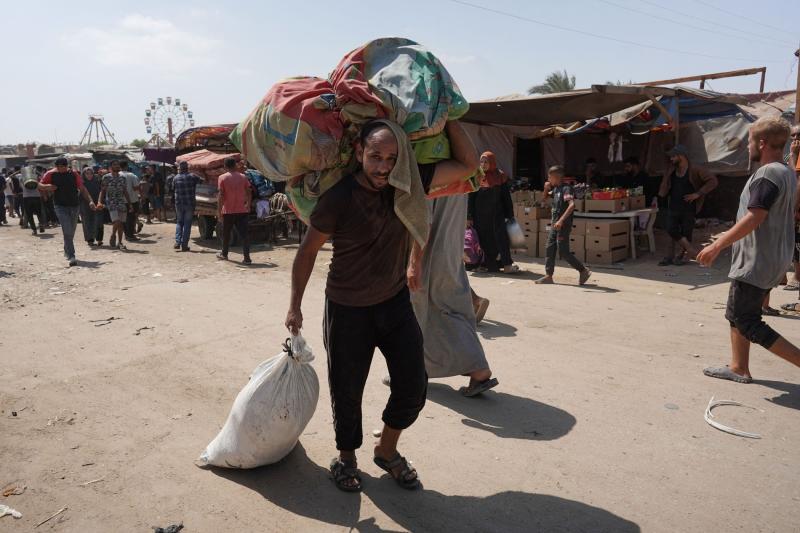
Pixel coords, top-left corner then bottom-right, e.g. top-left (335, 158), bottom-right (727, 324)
top-left (468, 151), bottom-right (519, 273)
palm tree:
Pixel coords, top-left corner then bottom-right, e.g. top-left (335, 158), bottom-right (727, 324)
top-left (528, 70), bottom-right (576, 95)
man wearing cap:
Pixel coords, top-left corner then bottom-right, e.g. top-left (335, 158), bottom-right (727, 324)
top-left (172, 161), bottom-right (202, 252)
top-left (38, 157), bottom-right (97, 266)
top-left (657, 144), bottom-right (718, 266)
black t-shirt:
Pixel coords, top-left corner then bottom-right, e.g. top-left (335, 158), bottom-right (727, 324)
top-left (669, 169), bottom-right (696, 213)
top-left (50, 171), bottom-right (81, 207)
top-left (82, 177), bottom-right (102, 203)
top-left (310, 164), bottom-right (435, 307)
top-left (747, 178), bottom-right (780, 210)
top-left (551, 184), bottom-right (575, 223)
top-left (615, 170), bottom-right (648, 189)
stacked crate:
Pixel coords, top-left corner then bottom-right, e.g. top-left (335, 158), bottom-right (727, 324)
top-left (569, 219), bottom-right (587, 263)
top-left (583, 220), bottom-right (630, 264)
top-left (512, 191), bottom-right (551, 257)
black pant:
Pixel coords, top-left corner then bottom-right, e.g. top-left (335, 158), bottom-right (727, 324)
top-left (667, 210), bottom-right (694, 241)
top-left (221, 213), bottom-right (250, 259)
top-left (125, 201), bottom-right (140, 238)
top-left (23, 197), bottom-right (43, 231)
top-left (323, 288), bottom-right (427, 451)
top-left (545, 226), bottom-right (585, 276)
top-left (42, 197), bottom-right (56, 226)
top-left (725, 280), bottom-right (780, 348)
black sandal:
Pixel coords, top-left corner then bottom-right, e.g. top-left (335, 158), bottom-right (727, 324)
top-left (459, 377), bottom-right (499, 397)
top-left (373, 453), bottom-right (420, 490)
top-left (329, 457), bottom-right (362, 493)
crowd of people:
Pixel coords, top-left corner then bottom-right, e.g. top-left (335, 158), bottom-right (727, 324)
top-left (3, 115), bottom-right (800, 495)
top-left (1, 156), bottom-right (273, 268)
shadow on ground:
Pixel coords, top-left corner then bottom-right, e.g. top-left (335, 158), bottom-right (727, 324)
top-left (476, 319), bottom-right (518, 340)
top-left (757, 379), bottom-right (800, 411)
top-left (211, 444), bottom-right (639, 533)
top-left (427, 383), bottom-right (576, 441)
top-left (77, 260), bottom-right (107, 269)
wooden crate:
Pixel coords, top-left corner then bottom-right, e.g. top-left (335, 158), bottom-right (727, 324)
top-left (585, 246), bottom-right (629, 264)
top-left (585, 220), bottom-right (629, 237)
top-left (628, 195), bottom-right (646, 210)
top-left (584, 198), bottom-right (628, 213)
top-left (585, 233), bottom-right (629, 252)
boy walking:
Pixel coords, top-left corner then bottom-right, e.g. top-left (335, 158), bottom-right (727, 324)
top-left (536, 165), bottom-right (591, 285)
top-left (698, 117), bottom-right (800, 382)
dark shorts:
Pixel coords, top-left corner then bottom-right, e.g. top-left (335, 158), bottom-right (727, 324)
top-left (667, 210), bottom-right (694, 241)
top-left (725, 280), bottom-right (780, 348)
top-left (150, 195), bottom-right (163, 209)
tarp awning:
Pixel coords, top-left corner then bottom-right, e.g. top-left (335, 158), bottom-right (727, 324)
top-left (463, 89), bottom-right (655, 126)
top-left (464, 85), bottom-right (748, 127)
top-left (175, 124), bottom-right (238, 154)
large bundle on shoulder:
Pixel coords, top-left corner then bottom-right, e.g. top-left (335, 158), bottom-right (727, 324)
top-left (230, 37), bottom-right (477, 222)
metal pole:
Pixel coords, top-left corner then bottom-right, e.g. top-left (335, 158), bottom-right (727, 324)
top-left (759, 68), bottom-right (766, 93)
top-left (794, 48), bottom-right (800, 123)
top-left (167, 117), bottom-right (174, 146)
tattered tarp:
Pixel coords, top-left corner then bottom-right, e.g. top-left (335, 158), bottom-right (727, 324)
top-left (90, 149), bottom-right (144, 164)
top-left (175, 124), bottom-right (237, 154)
top-left (463, 90), bottom-right (656, 126)
top-left (465, 85), bottom-right (747, 128)
top-left (143, 148), bottom-right (176, 164)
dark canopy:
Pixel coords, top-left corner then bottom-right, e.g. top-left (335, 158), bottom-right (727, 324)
top-left (463, 85), bottom-right (747, 127)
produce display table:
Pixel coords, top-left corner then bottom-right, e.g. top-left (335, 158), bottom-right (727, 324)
top-left (574, 208), bottom-right (658, 260)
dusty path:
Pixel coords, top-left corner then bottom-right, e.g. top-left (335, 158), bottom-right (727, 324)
top-left (1, 221), bottom-right (799, 532)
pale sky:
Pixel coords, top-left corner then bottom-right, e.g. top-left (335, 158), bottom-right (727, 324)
top-left (2, 0), bottom-right (797, 145)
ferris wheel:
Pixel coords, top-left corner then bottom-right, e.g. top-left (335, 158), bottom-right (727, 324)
top-left (144, 96), bottom-right (195, 146)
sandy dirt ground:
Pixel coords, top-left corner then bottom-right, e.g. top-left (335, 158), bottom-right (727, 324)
top-left (1, 219), bottom-right (799, 533)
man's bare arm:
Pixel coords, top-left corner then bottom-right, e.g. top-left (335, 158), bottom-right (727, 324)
top-left (429, 120), bottom-right (480, 190)
top-left (696, 209), bottom-right (768, 266)
top-left (286, 226), bottom-right (330, 334)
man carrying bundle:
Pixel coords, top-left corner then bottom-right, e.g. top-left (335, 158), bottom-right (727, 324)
top-left (285, 119), bottom-right (477, 492)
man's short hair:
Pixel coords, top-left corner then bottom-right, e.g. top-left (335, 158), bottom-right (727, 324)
top-left (109, 159), bottom-right (120, 167)
top-left (548, 165), bottom-right (565, 176)
top-left (119, 161), bottom-right (129, 170)
top-left (359, 120), bottom-right (393, 146)
top-left (585, 157), bottom-right (597, 165)
top-left (224, 157), bottom-right (238, 170)
top-left (55, 156), bottom-right (69, 166)
top-left (624, 156), bottom-right (640, 166)
top-left (751, 117), bottom-right (791, 150)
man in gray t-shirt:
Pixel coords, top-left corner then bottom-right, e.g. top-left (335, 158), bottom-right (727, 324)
top-left (697, 117), bottom-right (800, 384)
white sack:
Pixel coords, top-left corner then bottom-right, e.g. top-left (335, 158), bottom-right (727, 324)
top-left (199, 335), bottom-right (319, 468)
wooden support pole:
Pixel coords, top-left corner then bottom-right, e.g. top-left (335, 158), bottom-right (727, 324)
top-left (639, 66), bottom-right (766, 91)
top-left (795, 49), bottom-right (800, 123)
